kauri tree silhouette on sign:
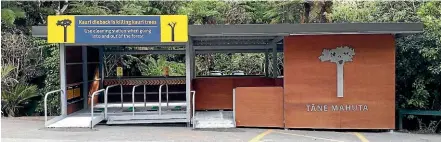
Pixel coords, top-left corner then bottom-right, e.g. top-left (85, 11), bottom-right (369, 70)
top-left (319, 46), bottom-right (355, 98)
top-left (168, 22), bottom-right (177, 41)
top-left (56, 19), bottom-right (72, 42)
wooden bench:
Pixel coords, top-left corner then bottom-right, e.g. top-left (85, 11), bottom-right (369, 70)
top-left (398, 109), bottom-right (441, 130)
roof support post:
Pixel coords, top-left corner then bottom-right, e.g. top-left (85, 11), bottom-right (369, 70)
top-left (60, 44), bottom-right (67, 115)
top-left (269, 36), bottom-right (283, 78)
top-left (185, 36), bottom-right (192, 126)
top-left (190, 41), bottom-right (195, 80)
top-left (272, 43), bottom-right (277, 78)
top-left (82, 46), bottom-right (89, 109)
top-left (265, 50), bottom-right (269, 77)
top-left (99, 46), bottom-right (104, 89)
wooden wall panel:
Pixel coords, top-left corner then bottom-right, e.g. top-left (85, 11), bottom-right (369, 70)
top-left (233, 77), bottom-right (275, 87)
top-left (193, 77), bottom-right (282, 110)
top-left (235, 87), bottom-right (284, 128)
top-left (284, 34), bottom-right (395, 129)
top-left (194, 78), bottom-right (234, 110)
top-left (67, 101), bottom-right (82, 114)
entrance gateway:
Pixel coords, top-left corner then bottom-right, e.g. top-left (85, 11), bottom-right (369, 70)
top-left (33, 15), bottom-right (423, 129)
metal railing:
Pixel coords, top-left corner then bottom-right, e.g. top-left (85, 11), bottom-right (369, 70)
top-left (91, 89), bottom-right (105, 128)
top-left (143, 85), bottom-right (147, 109)
top-left (158, 84), bottom-right (169, 115)
top-left (104, 84), bottom-right (122, 119)
top-left (44, 89), bottom-right (64, 127)
top-left (131, 85), bottom-right (144, 116)
top-left (191, 90), bottom-right (196, 128)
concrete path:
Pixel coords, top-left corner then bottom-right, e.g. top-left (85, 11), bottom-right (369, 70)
top-left (2, 117), bottom-right (440, 142)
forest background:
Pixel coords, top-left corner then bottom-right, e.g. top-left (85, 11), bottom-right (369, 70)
top-left (1, 0), bottom-right (440, 133)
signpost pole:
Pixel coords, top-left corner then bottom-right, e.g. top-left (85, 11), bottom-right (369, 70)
top-left (60, 44), bottom-right (67, 116)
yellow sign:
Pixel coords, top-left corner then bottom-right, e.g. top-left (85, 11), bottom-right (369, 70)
top-left (47, 15), bottom-right (188, 43)
top-left (116, 67), bottom-right (123, 77)
top-left (160, 15), bottom-right (188, 42)
top-left (47, 15), bottom-right (76, 43)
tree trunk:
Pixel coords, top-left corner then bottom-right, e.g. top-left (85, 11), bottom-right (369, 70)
top-left (55, 0), bottom-right (69, 15)
top-left (337, 63), bottom-right (344, 98)
top-left (63, 27), bottom-right (68, 42)
top-left (322, 1), bottom-right (333, 23)
top-left (171, 27), bottom-right (175, 41)
top-left (7, 108), bottom-right (15, 117)
top-left (303, 1), bottom-right (312, 23)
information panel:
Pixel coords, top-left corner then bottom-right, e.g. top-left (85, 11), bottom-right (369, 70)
top-left (47, 15), bottom-right (188, 43)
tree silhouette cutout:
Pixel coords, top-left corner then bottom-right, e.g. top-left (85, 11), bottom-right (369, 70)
top-left (168, 22), bottom-right (177, 41)
top-left (319, 46), bottom-right (355, 98)
top-left (56, 19), bottom-right (72, 42)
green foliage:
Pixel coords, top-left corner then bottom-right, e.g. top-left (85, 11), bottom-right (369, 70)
top-left (1, 1), bottom-right (439, 132)
top-left (418, 2), bottom-right (441, 43)
top-left (195, 53), bottom-right (267, 76)
top-left (141, 56), bottom-right (185, 76)
top-left (179, 1), bottom-right (227, 24)
top-left (331, 1), bottom-right (376, 22)
top-left (264, 1), bottom-right (303, 24)
top-left (1, 65), bottom-right (18, 86)
top-left (68, 2), bottom-right (110, 15)
top-left (1, 7), bottom-right (25, 27)
top-left (34, 39), bottom-right (60, 116)
top-left (231, 53), bottom-right (265, 75)
top-left (1, 9), bottom-right (17, 26)
top-left (1, 84), bottom-right (38, 117)
top-left (1, 65), bottom-right (15, 78)
top-left (118, 2), bottom-right (144, 15)
top-left (331, 1), bottom-right (441, 111)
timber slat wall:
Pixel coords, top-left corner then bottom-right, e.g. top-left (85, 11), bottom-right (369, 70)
top-left (283, 34), bottom-right (395, 129)
top-left (235, 87), bottom-right (284, 128)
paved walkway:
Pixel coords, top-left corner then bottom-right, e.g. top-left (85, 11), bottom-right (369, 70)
top-left (2, 117), bottom-right (440, 142)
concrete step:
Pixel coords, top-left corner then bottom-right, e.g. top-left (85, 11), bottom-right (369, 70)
top-left (194, 120), bottom-right (235, 128)
top-left (107, 118), bottom-right (188, 125)
top-left (193, 111), bottom-right (235, 128)
top-left (108, 113), bottom-right (187, 121)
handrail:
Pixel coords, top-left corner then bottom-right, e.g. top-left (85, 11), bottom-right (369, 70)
top-left (104, 84), bottom-right (122, 119)
top-left (91, 89), bottom-right (105, 128)
top-left (44, 89), bottom-right (64, 126)
top-left (159, 84), bottom-right (163, 115)
top-left (191, 90), bottom-right (196, 128)
top-left (131, 85), bottom-right (142, 116)
top-left (143, 85), bottom-right (146, 109)
top-left (158, 84), bottom-right (169, 115)
top-left (166, 84), bottom-right (169, 109)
